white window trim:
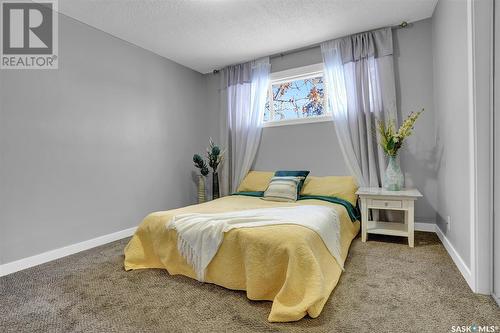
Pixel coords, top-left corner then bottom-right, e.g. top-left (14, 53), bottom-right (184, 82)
top-left (263, 114), bottom-right (333, 128)
top-left (262, 63), bottom-right (331, 128)
top-left (270, 63), bottom-right (324, 81)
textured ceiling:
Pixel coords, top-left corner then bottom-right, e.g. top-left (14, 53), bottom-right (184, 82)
top-left (58, 0), bottom-right (438, 73)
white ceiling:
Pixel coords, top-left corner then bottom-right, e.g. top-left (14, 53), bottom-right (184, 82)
top-left (58, 0), bottom-right (437, 74)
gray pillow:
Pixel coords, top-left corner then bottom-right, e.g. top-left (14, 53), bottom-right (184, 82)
top-left (261, 176), bottom-right (303, 202)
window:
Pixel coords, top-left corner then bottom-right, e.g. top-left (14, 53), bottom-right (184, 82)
top-left (262, 63), bottom-right (331, 127)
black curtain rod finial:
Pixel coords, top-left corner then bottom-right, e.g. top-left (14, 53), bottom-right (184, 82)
top-left (400, 21), bottom-right (409, 28)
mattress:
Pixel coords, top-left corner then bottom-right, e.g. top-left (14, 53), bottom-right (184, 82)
top-left (124, 195), bottom-right (359, 322)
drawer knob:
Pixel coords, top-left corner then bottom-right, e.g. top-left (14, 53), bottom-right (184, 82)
top-left (385, 202), bottom-right (388, 207)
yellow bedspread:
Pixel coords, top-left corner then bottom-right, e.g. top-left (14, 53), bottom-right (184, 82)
top-left (124, 195), bottom-right (360, 322)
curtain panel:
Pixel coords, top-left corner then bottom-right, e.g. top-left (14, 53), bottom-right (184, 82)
top-left (321, 27), bottom-right (397, 188)
top-left (219, 57), bottom-right (271, 195)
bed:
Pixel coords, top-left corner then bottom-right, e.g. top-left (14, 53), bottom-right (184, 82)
top-left (124, 172), bottom-right (360, 322)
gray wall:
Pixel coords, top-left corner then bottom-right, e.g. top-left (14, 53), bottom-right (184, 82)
top-left (0, 14), bottom-right (217, 264)
top-left (233, 19), bottom-right (437, 222)
top-left (494, 0), bottom-right (500, 302)
top-left (432, 0), bottom-right (471, 266)
top-left (253, 121), bottom-right (349, 176)
top-left (252, 47), bottom-right (348, 176)
top-left (393, 19), bottom-right (436, 224)
top-left (0, 10), bottom-right (454, 266)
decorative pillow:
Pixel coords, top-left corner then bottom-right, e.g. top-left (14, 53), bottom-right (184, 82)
top-left (274, 170), bottom-right (310, 195)
top-left (261, 176), bottom-right (302, 202)
top-left (300, 176), bottom-right (358, 206)
top-left (237, 171), bottom-right (274, 192)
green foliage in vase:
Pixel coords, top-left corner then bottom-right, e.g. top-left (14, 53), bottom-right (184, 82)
top-left (206, 138), bottom-right (225, 173)
top-left (193, 154), bottom-right (209, 176)
top-left (377, 109), bottom-right (424, 157)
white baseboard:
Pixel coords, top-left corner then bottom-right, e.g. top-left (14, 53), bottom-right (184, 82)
top-left (413, 222), bottom-right (475, 293)
top-left (406, 222), bottom-right (490, 295)
top-left (493, 293), bottom-right (500, 307)
top-left (0, 222), bottom-right (441, 277)
top-left (414, 222), bottom-right (437, 232)
top-left (0, 221), bottom-right (478, 296)
top-left (0, 226), bottom-right (137, 277)
top-left (434, 225), bottom-right (474, 291)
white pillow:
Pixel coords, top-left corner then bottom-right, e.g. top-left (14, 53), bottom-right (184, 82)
top-left (261, 176), bottom-right (302, 202)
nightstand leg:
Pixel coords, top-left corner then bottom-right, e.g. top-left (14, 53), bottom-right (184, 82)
top-left (408, 204), bottom-right (415, 247)
top-left (361, 198), bottom-right (367, 242)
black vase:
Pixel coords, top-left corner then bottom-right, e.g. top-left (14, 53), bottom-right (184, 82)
top-left (212, 172), bottom-right (220, 200)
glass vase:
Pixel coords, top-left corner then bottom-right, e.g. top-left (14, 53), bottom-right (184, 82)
top-left (197, 175), bottom-right (206, 204)
top-left (383, 155), bottom-right (404, 191)
top-left (212, 172), bottom-right (220, 200)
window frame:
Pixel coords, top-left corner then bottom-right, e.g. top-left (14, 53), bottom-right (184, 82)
top-left (262, 63), bottom-right (332, 128)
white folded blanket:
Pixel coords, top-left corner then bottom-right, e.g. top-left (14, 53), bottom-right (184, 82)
top-left (166, 205), bottom-right (342, 281)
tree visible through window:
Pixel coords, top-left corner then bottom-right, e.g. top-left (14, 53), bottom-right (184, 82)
top-left (263, 71), bottom-right (328, 125)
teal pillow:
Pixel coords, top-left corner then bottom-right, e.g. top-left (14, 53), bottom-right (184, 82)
top-left (274, 170), bottom-right (310, 194)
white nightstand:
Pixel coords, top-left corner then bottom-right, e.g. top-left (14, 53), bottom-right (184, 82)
top-left (356, 187), bottom-right (422, 247)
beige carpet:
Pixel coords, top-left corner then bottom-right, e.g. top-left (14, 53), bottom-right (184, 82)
top-left (1, 231), bottom-right (498, 333)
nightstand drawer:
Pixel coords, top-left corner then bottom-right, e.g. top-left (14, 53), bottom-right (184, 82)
top-left (370, 199), bottom-right (402, 209)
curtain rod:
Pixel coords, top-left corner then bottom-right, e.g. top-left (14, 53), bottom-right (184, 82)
top-left (212, 21), bottom-right (410, 74)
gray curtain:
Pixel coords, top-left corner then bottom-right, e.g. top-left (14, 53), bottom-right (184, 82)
top-left (219, 58), bottom-right (270, 195)
top-left (321, 27), bottom-right (398, 189)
